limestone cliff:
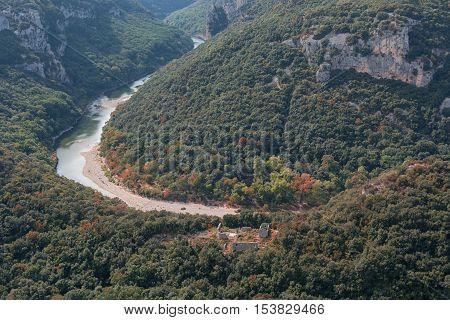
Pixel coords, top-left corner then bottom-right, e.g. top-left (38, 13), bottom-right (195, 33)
top-left (219, 0), bottom-right (252, 21)
top-left (0, 14), bottom-right (9, 30)
top-left (0, 2), bottom-right (118, 83)
top-left (440, 98), bottom-right (450, 116)
top-left (1, 6), bottom-right (68, 82)
top-left (284, 14), bottom-right (448, 87)
top-left (205, 0), bottom-right (252, 39)
top-left (206, 5), bottom-right (229, 38)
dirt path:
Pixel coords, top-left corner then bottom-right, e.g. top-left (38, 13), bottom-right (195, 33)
top-left (82, 145), bottom-right (237, 217)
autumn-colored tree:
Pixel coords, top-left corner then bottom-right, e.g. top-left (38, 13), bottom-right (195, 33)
top-left (248, 274), bottom-right (257, 282)
top-left (291, 173), bottom-right (315, 193)
top-left (188, 172), bottom-right (200, 187)
top-left (120, 167), bottom-right (133, 180)
top-left (162, 188), bottom-right (172, 199)
top-left (320, 155), bottom-right (339, 173)
top-left (238, 137), bottom-right (248, 147)
top-left (25, 231), bottom-right (40, 239)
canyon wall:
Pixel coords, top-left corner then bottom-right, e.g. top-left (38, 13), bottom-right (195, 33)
top-left (0, 3), bottom-right (118, 83)
top-left (284, 15), bottom-right (448, 87)
top-left (205, 0), bottom-right (253, 38)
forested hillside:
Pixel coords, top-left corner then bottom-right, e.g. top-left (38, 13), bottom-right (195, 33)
top-left (0, 0), bottom-right (193, 95)
top-left (165, 0), bottom-right (254, 38)
top-left (165, 0), bottom-right (212, 37)
top-left (0, 65), bottom-right (217, 299)
top-left (0, 0), bottom-right (448, 300)
top-left (0, 0), bottom-right (193, 244)
top-left (0, 0), bottom-right (206, 299)
top-left (139, 0), bottom-right (195, 18)
top-left (2, 158), bottom-right (447, 299)
top-left (104, 0), bottom-right (449, 207)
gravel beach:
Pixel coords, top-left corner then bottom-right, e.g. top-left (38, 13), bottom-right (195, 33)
top-left (82, 145), bottom-right (237, 217)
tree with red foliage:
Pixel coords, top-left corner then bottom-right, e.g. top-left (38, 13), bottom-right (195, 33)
top-left (291, 173), bottom-right (315, 193)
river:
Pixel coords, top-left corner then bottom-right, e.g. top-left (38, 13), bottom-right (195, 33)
top-left (56, 76), bottom-right (148, 197)
top-left (56, 38), bottom-right (236, 216)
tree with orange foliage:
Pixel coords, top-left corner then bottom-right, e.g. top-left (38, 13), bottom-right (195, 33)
top-left (238, 136), bottom-right (248, 147)
top-left (120, 167), bottom-right (133, 181)
top-left (162, 188), bottom-right (172, 199)
top-left (291, 173), bottom-right (315, 193)
top-left (25, 231), bottom-right (40, 239)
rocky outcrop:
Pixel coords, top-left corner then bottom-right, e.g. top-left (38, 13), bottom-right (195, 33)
top-left (315, 62), bottom-right (331, 82)
top-left (206, 0), bottom-right (253, 39)
top-left (440, 98), bottom-right (450, 116)
top-left (0, 14), bottom-right (9, 31)
top-left (109, 7), bottom-right (123, 18)
top-left (60, 5), bottom-right (94, 20)
top-left (206, 5), bottom-right (229, 38)
top-left (219, 0), bottom-right (252, 21)
top-left (0, 2), bottom-right (122, 83)
top-left (0, 7), bottom-right (70, 82)
top-left (18, 61), bottom-right (46, 78)
top-left (285, 16), bottom-right (448, 87)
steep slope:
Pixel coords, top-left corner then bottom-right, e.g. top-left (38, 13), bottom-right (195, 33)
top-left (103, 0), bottom-right (450, 206)
top-left (0, 0), bottom-right (193, 95)
top-left (274, 158), bottom-right (449, 299)
top-left (164, 0), bottom-right (212, 37)
top-left (0, 0), bottom-right (200, 289)
top-left (0, 66), bottom-right (217, 299)
top-left (165, 0), bottom-right (255, 38)
top-left (0, 0), bottom-right (448, 301)
top-left (2, 157), bottom-right (447, 299)
top-left (139, 0), bottom-right (195, 19)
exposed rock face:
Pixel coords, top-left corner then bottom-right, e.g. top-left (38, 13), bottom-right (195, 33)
top-left (109, 7), bottom-right (123, 18)
top-left (60, 5), bottom-right (94, 20)
top-left (287, 16), bottom-right (448, 87)
top-left (440, 98), bottom-right (450, 116)
top-left (205, 0), bottom-right (252, 39)
top-left (0, 7), bottom-right (71, 82)
top-left (315, 62), bottom-right (331, 82)
top-left (0, 14), bottom-right (9, 31)
top-left (206, 5), bottom-right (229, 38)
top-left (19, 61), bottom-right (46, 78)
top-left (13, 10), bottom-right (53, 54)
top-left (0, 2), bottom-right (122, 83)
top-left (219, 0), bottom-right (252, 21)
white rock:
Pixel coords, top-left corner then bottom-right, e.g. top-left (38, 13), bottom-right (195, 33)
top-left (0, 14), bottom-right (9, 31)
top-left (60, 5), bottom-right (93, 19)
top-left (19, 62), bottom-right (46, 78)
top-left (289, 17), bottom-right (448, 87)
top-left (440, 98), bottom-right (450, 114)
top-left (316, 63), bottom-right (331, 82)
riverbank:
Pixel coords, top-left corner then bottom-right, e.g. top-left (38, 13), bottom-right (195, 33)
top-left (82, 145), bottom-right (236, 217)
top-left (55, 37), bottom-right (230, 216)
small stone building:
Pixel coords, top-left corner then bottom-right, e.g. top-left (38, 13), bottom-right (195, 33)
top-left (232, 242), bottom-right (258, 252)
top-left (259, 223), bottom-right (270, 238)
top-left (217, 232), bottom-right (228, 240)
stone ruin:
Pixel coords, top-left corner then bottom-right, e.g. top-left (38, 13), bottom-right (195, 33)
top-left (259, 223), bottom-right (270, 239)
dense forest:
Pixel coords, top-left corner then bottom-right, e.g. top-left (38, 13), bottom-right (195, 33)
top-left (139, 0), bottom-right (195, 19)
top-left (1, 158), bottom-right (447, 299)
top-left (0, 0), bottom-right (194, 238)
top-left (0, 0), bottom-right (193, 96)
top-left (165, 0), bottom-right (212, 36)
top-left (165, 0), bottom-right (255, 38)
top-left (103, 0), bottom-right (449, 207)
top-left (0, 0), bottom-right (448, 300)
